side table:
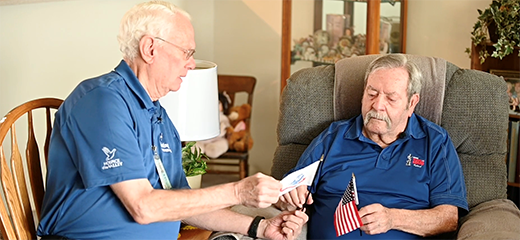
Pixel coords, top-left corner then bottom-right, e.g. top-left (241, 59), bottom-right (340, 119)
top-left (179, 225), bottom-right (213, 240)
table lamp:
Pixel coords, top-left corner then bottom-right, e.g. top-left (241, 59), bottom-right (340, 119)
top-left (160, 60), bottom-right (220, 142)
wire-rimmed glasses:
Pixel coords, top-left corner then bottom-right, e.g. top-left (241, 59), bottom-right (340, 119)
top-left (155, 37), bottom-right (196, 60)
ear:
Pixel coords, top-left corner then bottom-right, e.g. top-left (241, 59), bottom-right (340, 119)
top-left (408, 93), bottom-right (420, 117)
top-left (139, 36), bottom-right (156, 64)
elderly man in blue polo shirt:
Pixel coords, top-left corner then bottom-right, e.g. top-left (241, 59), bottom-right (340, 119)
top-left (37, 1), bottom-right (307, 240)
top-left (279, 54), bottom-right (468, 239)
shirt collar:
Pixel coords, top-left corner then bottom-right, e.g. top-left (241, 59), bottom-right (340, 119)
top-left (405, 113), bottom-right (427, 139)
top-left (113, 60), bottom-right (156, 111)
top-left (345, 113), bottom-right (426, 141)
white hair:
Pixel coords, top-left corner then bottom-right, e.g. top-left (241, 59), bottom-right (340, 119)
top-left (117, 1), bottom-right (191, 61)
top-left (364, 54), bottom-right (422, 101)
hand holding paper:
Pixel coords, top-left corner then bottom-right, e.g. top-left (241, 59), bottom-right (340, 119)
top-left (279, 156), bottom-right (323, 196)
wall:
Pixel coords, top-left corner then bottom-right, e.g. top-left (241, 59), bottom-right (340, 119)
top-left (0, 0), bottom-right (216, 112)
top-left (407, 0), bottom-right (490, 67)
top-left (0, 0), bottom-right (494, 176)
top-left (213, 0), bottom-right (282, 175)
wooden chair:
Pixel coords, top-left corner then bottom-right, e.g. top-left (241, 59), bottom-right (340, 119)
top-left (206, 75), bottom-right (256, 179)
top-left (0, 98), bottom-right (62, 240)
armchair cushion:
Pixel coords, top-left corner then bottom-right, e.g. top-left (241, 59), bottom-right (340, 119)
top-left (442, 68), bottom-right (509, 207)
top-left (458, 199), bottom-right (520, 239)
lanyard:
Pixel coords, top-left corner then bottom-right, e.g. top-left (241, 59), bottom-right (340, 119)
top-left (153, 145), bottom-right (172, 190)
top-left (151, 112), bottom-right (172, 190)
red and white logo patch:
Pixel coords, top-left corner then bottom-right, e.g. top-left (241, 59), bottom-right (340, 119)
top-left (406, 154), bottom-right (424, 168)
top-left (412, 157), bottom-right (425, 168)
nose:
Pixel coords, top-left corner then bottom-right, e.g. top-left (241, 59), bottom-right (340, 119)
top-left (372, 95), bottom-right (386, 111)
top-left (186, 57), bottom-right (196, 70)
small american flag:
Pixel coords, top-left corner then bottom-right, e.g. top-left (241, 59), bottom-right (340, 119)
top-left (334, 173), bottom-right (362, 237)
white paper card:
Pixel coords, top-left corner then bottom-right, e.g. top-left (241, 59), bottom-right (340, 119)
top-left (279, 160), bottom-right (321, 196)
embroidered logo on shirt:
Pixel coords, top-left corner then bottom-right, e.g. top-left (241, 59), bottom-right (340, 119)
top-left (159, 133), bottom-right (172, 153)
top-left (101, 147), bottom-right (123, 170)
top-left (406, 154), bottom-right (424, 168)
top-left (160, 142), bottom-right (172, 153)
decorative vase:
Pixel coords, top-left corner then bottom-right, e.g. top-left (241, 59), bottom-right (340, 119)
top-left (186, 175), bottom-right (202, 189)
top-left (488, 20), bottom-right (499, 43)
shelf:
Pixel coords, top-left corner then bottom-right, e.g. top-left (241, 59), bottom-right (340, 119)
top-left (470, 42), bottom-right (520, 72)
top-left (281, 0), bottom-right (407, 91)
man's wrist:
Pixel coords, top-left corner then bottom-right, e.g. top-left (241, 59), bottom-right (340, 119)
top-left (247, 216), bottom-right (265, 239)
top-left (229, 181), bottom-right (242, 205)
top-left (256, 218), bottom-right (268, 239)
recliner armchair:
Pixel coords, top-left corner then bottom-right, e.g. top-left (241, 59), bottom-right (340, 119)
top-left (271, 54), bottom-right (520, 239)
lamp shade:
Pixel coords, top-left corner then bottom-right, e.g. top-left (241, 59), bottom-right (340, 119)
top-left (160, 60), bottom-right (220, 141)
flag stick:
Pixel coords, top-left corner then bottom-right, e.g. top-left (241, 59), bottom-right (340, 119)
top-left (299, 154), bottom-right (324, 211)
top-left (352, 173), bottom-right (359, 205)
top-left (352, 172), bottom-right (362, 236)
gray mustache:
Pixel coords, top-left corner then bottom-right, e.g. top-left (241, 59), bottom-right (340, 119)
top-left (364, 111), bottom-right (391, 128)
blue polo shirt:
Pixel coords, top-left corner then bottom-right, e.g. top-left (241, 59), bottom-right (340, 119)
top-left (287, 114), bottom-right (468, 239)
top-left (37, 60), bottom-right (189, 239)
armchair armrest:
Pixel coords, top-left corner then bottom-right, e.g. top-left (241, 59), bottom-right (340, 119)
top-left (457, 199), bottom-right (520, 240)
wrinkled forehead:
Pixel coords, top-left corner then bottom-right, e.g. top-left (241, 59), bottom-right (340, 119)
top-left (365, 68), bottom-right (409, 91)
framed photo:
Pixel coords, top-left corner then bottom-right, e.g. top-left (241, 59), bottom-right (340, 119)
top-left (491, 70), bottom-right (520, 113)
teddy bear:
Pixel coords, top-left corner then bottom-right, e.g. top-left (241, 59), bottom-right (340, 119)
top-left (225, 103), bottom-right (254, 152)
top-left (194, 93), bottom-right (232, 158)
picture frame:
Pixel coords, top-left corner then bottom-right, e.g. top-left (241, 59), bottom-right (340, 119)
top-left (491, 69), bottom-right (520, 113)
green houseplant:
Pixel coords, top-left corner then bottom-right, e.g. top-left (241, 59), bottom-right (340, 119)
top-left (182, 141), bottom-right (209, 177)
top-left (182, 141), bottom-right (209, 189)
top-left (466, 0), bottom-right (520, 63)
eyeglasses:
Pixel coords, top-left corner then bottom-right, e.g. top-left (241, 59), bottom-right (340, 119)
top-left (155, 37), bottom-right (196, 60)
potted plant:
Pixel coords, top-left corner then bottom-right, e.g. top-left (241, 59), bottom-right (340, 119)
top-left (466, 0), bottom-right (520, 64)
top-left (182, 141), bottom-right (209, 188)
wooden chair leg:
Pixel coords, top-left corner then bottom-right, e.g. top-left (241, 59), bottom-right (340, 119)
top-left (245, 158), bottom-right (249, 178)
top-left (239, 159), bottom-right (248, 179)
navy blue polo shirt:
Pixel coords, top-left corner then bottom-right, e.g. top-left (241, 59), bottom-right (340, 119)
top-left (287, 114), bottom-right (468, 239)
top-left (37, 60), bottom-right (189, 239)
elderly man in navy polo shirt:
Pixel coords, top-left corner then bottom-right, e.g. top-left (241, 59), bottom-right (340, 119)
top-left (37, 1), bottom-right (307, 240)
top-left (280, 54), bottom-right (468, 239)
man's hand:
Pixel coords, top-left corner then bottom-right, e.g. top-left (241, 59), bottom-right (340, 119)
top-left (278, 185), bottom-right (313, 210)
top-left (234, 173), bottom-right (282, 208)
top-left (358, 203), bottom-right (393, 235)
top-left (259, 210), bottom-right (308, 240)
top-left (359, 204), bottom-right (458, 237)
